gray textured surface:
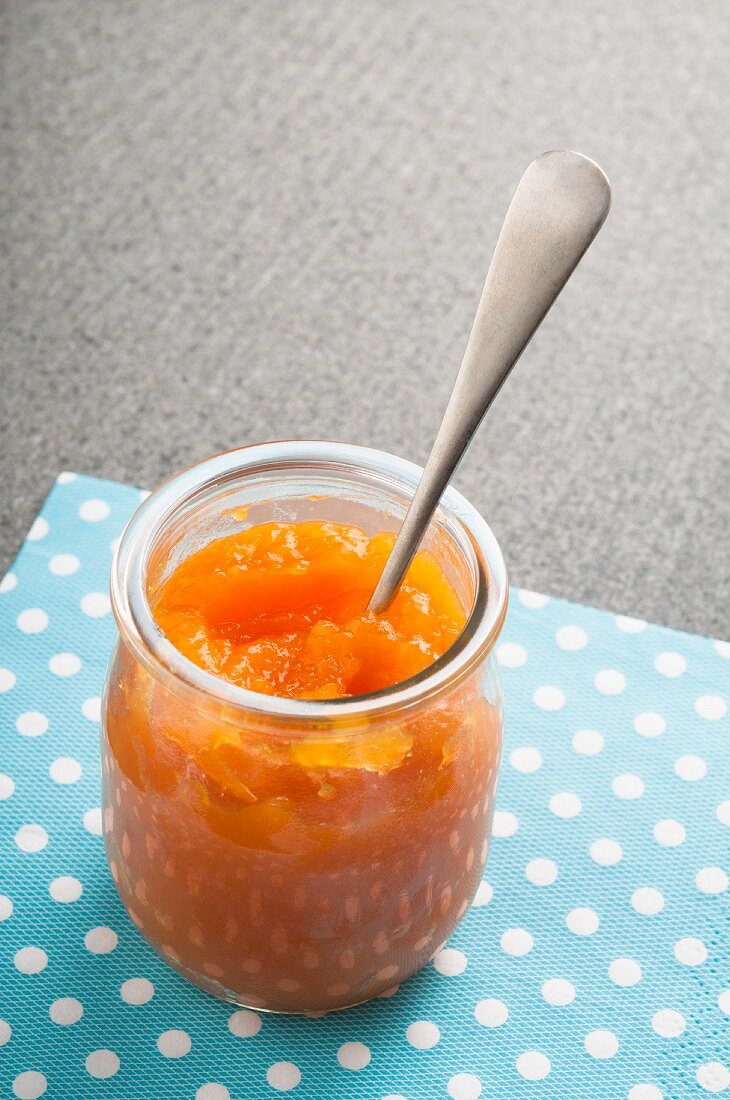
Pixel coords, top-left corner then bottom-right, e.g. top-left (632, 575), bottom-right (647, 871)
top-left (2, 0), bottom-right (728, 636)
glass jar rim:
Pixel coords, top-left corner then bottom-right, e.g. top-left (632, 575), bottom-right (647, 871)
top-left (111, 441), bottom-right (508, 722)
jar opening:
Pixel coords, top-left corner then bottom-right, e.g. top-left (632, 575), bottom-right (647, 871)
top-left (111, 442), bottom-right (508, 721)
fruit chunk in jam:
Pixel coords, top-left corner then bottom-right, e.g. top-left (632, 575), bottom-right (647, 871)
top-left (102, 519), bottom-right (501, 1012)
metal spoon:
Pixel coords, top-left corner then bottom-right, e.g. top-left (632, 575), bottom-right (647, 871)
top-left (367, 149), bottom-right (611, 614)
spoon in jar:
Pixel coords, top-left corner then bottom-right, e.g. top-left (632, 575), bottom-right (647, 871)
top-left (367, 149), bottom-right (611, 614)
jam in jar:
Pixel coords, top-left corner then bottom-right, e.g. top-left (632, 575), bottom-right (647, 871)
top-left (103, 442), bottom-right (507, 1012)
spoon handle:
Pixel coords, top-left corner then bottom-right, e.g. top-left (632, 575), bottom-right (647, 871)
top-left (368, 150), bottom-right (611, 614)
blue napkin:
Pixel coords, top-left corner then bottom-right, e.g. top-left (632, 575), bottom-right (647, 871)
top-left (1, 474), bottom-right (728, 1100)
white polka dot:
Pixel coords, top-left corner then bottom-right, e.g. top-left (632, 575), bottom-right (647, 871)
top-left (472, 881), bottom-right (493, 906)
top-left (0, 572), bottom-right (17, 592)
top-left (695, 694), bottom-right (727, 721)
top-left (612, 773), bottom-right (645, 800)
top-left (27, 517), bottom-right (49, 541)
top-left (0, 668), bottom-right (17, 692)
top-left (120, 977), bottom-right (154, 1005)
top-left (82, 697), bottom-right (101, 723)
top-left (516, 1051), bottom-right (551, 1080)
top-left (83, 807), bottom-right (102, 836)
top-left (474, 998), bottom-right (508, 1027)
top-left (541, 978), bottom-right (575, 1006)
top-left (0, 895), bottom-right (13, 920)
top-left (633, 712), bottom-right (666, 737)
top-left (549, 791), bottom-right (582, 818)
top-left (533, 685), bottom-right (565, 711)
top-left (654, 651), bottom-right (686, 677)
top-left (48, 652), bottom-right (81, 677)
top-left (49, 997), bottom-right (83, 1025)
top-left (196, 1086), bottom-right (231, 1100)
top-left (12, 1071), bottom-right (47, 1099)
top-left (590, 838), bottom-right (623, 866)
top-left (85, 926), bottom-right (118, 954)
top-left (718, 801), bottom-right (730, 826)
top-left (608, 957), bottom-right (642, 986)
top-left (14, 946), bottom-right (48, 974)
top-left (79, 499), bottom-right (110, 522)
top-left (628, 1086), bottom-right (663, 1100)
top-left (57, 471), bottom-right (77, 484)
top-left (695, 866), bottom-right (728, 895)
top-left (594, 668), bottom-right (626, 695)
top-left (80, 592), bottom-right (111, 617)
top-left (433, 948), bottom-right (468, 975)
top-left (572, 729), bottom-right (604, 755)
top-left (0, 773), bottom-right (16, 800)
top-left (718, 989), bottom-right (730, 1016)
top-left (16, 609), bottom-right (48, 634)
top-left (653, 819), bottom-right (685, 847)
top-left (615, 615), bottom-right (646, 633)
top-left (406, 1020), bottom-right (441, 1048)
top-left (500, 928), bottom-right (533, 956)
top-left (675, 754), bottom-right (707, 781)
top-left (518, 589), bottom-right (549, 608)
top-left (651, 1009), bottom-right (686, 1037)
top-left (674, 937), bottom-right (707, 966)
top-left (493, 811), bottom-right (519, 837)
top-left (496, 642), bottom-right (527, 667)
top-left (556, 625), bottom-right (588, 650)
top-left (49, 876), bottom-right (83, 903)
top-left (566, 908), bottom-right (599, 935)
top-left (15, 824), bottom-right (48, 853)
top-left (49, 554), bottom-right (80, 576)
top-left (585, 1029), bottom-right (618, 1059)
top-left (447, 1073), bottom-right (483, 1100)
top-left (696, 1062), bottom-right (730, 1093)
top-left (509, 746), bottom-right (543, 773)
top-left (49, 757), bottom-right (82, 785)
top-left (631, 887), bottom-right (665, 915)
top-left (0, 1019), bottom-right (10, 1044)
top-left (337, 1042), bottom-right (371, 1070)
top-left (85, 1050), bottom-right (120, 1079)
top-left (714, 640), bottom-right (730, 658)
top-left (266, 1063), bottom-right (301, 1091)
top-left (228, 1010), bottom-right (262, 1037)
top-left (15, 711), bottom-right (48, 737)
top-left (157, 1029), bottom-right (191, 1058)
top-left (526, 858), bottom-right (558, 886)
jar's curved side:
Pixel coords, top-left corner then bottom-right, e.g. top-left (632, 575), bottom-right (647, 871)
top-left (101, 636), bottom-right (504, 1012)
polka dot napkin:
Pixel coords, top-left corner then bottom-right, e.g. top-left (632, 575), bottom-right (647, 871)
top-left (1, 474), bottom-right (728, 1100)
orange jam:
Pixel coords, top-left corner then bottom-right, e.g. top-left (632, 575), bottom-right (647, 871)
top-left (152, 520), bottom-right (467, 699)
top-left (102, 519), bottom-right (502, 1012)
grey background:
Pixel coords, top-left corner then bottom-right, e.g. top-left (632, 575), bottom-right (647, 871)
top-left (3, 0), bottom-right (728, 637)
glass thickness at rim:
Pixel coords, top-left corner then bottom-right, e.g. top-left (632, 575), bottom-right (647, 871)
top-left (111, 441), bottom-right (508, 722)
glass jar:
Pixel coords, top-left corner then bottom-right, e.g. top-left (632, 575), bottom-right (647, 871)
top-left (103, 441), bottom-right (507, 1013)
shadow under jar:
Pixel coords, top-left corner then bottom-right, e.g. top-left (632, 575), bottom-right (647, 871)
top-left (103, 441), bottom-right (507, 1013)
